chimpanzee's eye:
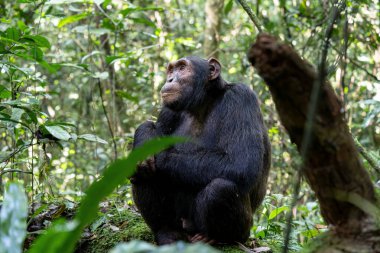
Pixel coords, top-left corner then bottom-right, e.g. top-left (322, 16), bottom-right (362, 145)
top-left (179, 65), bottom-right (186, 71)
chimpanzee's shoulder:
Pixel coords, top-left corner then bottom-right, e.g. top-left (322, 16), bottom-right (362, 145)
top-left (225, 83), bottom-right (258, 103)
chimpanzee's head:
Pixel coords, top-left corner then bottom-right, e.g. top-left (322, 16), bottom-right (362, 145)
top-left (160, 56), bottom-right (223, 111)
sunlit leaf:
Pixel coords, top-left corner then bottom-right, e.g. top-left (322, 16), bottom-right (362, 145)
top-left (268, 206), bottom-right (289, 220)
top-left (58, 13), bottom-right (89, 28)
top-left (224, 0), bottom-right (233, 15)
top-left (78, 134), bottom-right (108, 144)
top-left (22, 35), bottom-right (51, 48)
top-left (44, 125), bottom-right (71, 141)
top-left (0, 85), bottom-right (11, 99)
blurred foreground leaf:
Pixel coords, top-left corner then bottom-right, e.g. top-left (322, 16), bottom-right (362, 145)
top-left (110, 240), bottom-right (220, 253)
top-left (0, 183), bottom-right (28, 253)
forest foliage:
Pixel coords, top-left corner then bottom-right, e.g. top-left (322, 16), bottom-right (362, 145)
top-left (0, 0), bottom-right (379, 252)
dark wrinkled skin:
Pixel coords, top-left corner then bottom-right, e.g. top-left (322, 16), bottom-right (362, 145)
top-left (132, 56), bottom-right (271, 245)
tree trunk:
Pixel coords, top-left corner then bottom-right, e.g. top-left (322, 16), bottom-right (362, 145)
top-left (248, 34), bottom-right (380, 252)
top-left (204, 0), bottom-right (224, 58)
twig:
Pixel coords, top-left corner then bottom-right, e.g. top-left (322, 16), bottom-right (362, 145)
top-left (97, 79), bottom-right (118, 160)
top-left (0, 143), bottom-right (34, 167)
top-left (282, 1), bottom-right (346, 252)
top-left (339, 9), bottom-right (348, 109)
top-left (0, 169), bottom-right (33, 177)
top-left (236, 0), bottom-right (264, 33)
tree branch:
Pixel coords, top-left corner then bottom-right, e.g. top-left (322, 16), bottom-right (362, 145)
top-left (236, 0), bottom-right (264, 33)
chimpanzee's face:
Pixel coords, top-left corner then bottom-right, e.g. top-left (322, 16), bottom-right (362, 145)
top-left (160, 56), bottom-right (221, 111)
top-left (161, 58), bottom-right (195, 109)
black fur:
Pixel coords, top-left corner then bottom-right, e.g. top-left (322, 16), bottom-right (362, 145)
top-left (132, 56), bottom-right (270, 245)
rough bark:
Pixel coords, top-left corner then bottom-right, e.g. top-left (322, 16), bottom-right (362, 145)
top-left (204, 0), bottom-right (224, 58)
top-left (248, 34), bottom-right (379, 250)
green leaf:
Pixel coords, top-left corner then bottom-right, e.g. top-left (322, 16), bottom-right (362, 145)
top-left (0, 85), bottom-right (11, 99)
top-left (5, 27), bottom-right (20, 41)
top-left (28, 137), bottom-right (186, 253)
top-left (78, 134), bottom-right (108, 144)
top-left (46, 0), bottom-right (89, 4)
top-left (29, 47), bottom-right (44, 61)
top-left (224, 0), bottom-right (233, 15)
top-left (115, 90), bottom-right (139, 104)
top-left (268, 206), bottom-right (289, 220)
top-left (0, 183), bottom-right (28, 253)
top-left (58, 13), bottom-right (89, 28)
top-left (120, 7), bottom-right (164, 17)
top-left (17, 21), bottom-right (28, 32)
top-left (129, 17), bottom-right (156, 28)
top-left (22, 35), bottom-right (51, 48)
top-left (11, 107), bottom-right (24, 122)
top-left (44, 125), bottom-right (71, 141)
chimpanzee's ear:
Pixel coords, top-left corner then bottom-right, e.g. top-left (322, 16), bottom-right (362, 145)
top-left (208, 58), bottom-right (221, 81)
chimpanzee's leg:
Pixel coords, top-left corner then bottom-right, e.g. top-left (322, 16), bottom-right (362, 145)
top-left (132, 179), bottom-right (188, 245)
top-left (191, 178), bottom-right (253, 243)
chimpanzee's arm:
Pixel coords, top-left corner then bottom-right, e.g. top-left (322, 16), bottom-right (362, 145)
top-left (155, 85), bottom-right (269, 193)
top-left (133, 121), bottom-right (157, 148)
top-left (133, 107), bottom-right (181, 148)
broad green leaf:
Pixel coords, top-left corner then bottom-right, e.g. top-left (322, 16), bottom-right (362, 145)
top-left (0, 85), bottom-right (11, 99)
top-left (5, 27), bottom-right (20, 41)
top-left (78, 134), bottom-right (108, 144)
top-left (58, 13), bottom-right (89, 28)
top-left (268, 206), bottom-right (289, 220)
top-left (44, 125), bottom-right (71, 141)
top-left (28, 137), bottom-right (186, 253)
top-left (224, 0), bottom-right (233, 15)
top-left (11, 107), bottom-right (24, 122)
top-left (30, 47), bottom-right (43, 61)
top-left (22, 35), bottom-right (51, 48)
top-left (0, 183), bottom-right (28, 253)
top-left (0, 36), bottom-right (27, 48)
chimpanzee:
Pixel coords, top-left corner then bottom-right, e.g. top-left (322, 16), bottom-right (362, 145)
top-left (132, 56), bottom-right (270, 245)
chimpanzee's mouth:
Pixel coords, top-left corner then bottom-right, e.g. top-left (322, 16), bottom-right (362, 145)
top-left (161, 92), bottom-right (178, 98)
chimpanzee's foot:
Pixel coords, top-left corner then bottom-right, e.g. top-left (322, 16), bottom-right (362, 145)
top-left (155, 228), bottom-right (188, 245)
top-left (189, 233), bottom-right (216, 244)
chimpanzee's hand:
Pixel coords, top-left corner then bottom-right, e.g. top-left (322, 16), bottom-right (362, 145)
top-left (130, 157), bottom-right (155, 184)
top-left (133, 121), bottom-right (157, 148)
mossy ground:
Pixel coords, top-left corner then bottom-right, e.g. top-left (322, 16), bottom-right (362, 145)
top-left (75, 205), bottom-right (269, 253)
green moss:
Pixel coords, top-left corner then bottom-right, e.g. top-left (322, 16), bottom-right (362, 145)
top-left (77, 208), bottom-right (154, 253)
top-left (78, 207), bottom-right (276, 253)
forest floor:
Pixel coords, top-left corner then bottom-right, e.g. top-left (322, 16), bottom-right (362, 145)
top-left (24, 200), bottom-right (278, 253)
